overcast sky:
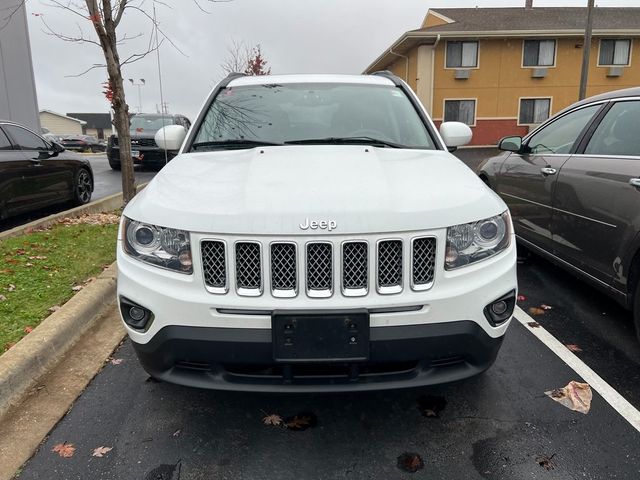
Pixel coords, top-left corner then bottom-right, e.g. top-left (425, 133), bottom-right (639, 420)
top-left (21, 0), bottom-right (638, 120)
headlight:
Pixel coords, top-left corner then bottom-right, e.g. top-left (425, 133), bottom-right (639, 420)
top-left (445, 211), bottom-right (511, 270)
top-left (123, 218), bottom-right (193, 274)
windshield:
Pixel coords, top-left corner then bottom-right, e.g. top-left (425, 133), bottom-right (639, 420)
top-left (191, 83), bottom-right (437, 150)
top-left (130, 115), bottom-right (173, 133)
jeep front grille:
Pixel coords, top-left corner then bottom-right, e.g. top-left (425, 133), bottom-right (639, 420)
top-left (201, 241), bottom-right (226, 292)
top-left (342, 242), bottom-right (368, 295)
top-left (412, 237), bottom-right (436, 289)
top-left (377, 240), bottom-right (403, 293)
top-left (271, 243), bottom-right (297, 296)
top-left (306, 243), bottom-right (333, 296)
top-left (235, 242), bottom-right (262, 294)
top-left (201, 236), bottom-right (436, 297)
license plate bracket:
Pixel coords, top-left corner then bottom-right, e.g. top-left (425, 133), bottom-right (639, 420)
top-left (272, 310), bottom-right (370, 363)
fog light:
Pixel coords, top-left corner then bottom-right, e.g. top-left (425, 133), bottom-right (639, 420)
top-left (119, 296), bottom-right (154, 331)
top-left (129, 306), bottom-right (146, 322)
top-left (483, 290), bottom-right (516, 327)
top-left (491, 301), bottom-right (508, 316)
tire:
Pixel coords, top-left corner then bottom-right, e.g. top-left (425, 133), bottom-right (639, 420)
top-left (108, 158), bottom-right (121, 171)
top-left (73, 168), bottom-right (93, 206)
top-left (634, 281), bottom-right (640, 344)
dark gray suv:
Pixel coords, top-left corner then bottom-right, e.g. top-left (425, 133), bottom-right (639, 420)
top-left (479, 87), bottom-right (640, 342)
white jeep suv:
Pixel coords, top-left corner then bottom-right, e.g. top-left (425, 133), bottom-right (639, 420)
top-left (117, 72), bottom-right (517, 392)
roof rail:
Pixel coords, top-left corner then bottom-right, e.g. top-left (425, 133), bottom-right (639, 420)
top-left (220, 72), bottom-right (247, 87)
top-left (369, 70), bottom-right (403, 86)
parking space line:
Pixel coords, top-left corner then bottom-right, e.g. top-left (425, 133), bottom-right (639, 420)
top-left (513, 306), bottom-right (640, 433)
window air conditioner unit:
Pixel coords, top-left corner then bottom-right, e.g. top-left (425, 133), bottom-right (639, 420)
top-left (454, 69), bottom-right (471, 80)
top-left (531, 68), bottom-right (548, 78)
top-left (607, 66), bottom-right (623, 77)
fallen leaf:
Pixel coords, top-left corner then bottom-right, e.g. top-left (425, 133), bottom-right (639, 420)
top-left (172, 429), bottom-right (181, 437)
top-left (540, 304), bottom-right (553, 310)
top-left (92, 446), bottom-right (112, 457)
top-left (545, 381), bottom-right (592, 414)
top-left (284, 412), bottom-right (317, 431)
top-left (397, 452), bottom-right (425, 473)
top-left (417, 395), bottom-right (447, 418)
top-left (0, 295), bottom-right (6, 302)
top-left (72, 285), bottom-right (83, 292)
top-left (517, 294), bottom-right (526, 302)
top-left (527, 321), bottom-right (541, 328)
top-left (536, 454), bottom-right (556, 470)
top-left (8, 284), bottom-right (16, 292)
top-left (48, 305), bottom-right (61, 313)
top-left (262, 414), bottom-right (283, 426)
top-left (565, 344), bottom-right (583, 353)
top-left (110, 358), bottom-right (123, 365)
top-left (25, 262), bottom-right (33, 267)
top-left (52, 442), bottom-right (76, 458)
top-left (528, 307), bottom-right (545, 316)
top-left (4, 342), bottom-right (16, 350)
top-left (24, 326), bottom-right (33, 334)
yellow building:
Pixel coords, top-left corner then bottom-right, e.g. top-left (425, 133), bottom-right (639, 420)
top-left (365, 6), bottom-right (640, 146)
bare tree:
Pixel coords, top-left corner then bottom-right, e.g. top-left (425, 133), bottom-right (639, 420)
top-left (5, 0), bottom-right (227, 204)
top-left (222, 40), bottom-right (271, 76)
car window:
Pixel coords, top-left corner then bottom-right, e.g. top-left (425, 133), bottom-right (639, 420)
top-left (3, 125), bottom-right (49, 151)
top-left (585, 100), bottom-right (640, 157)
top-left (192, 83), bottom-right (437, 149)
top-left (526, 104), bottom-right (601, 155)
top-left (0, 128), bottom-right (12, 150)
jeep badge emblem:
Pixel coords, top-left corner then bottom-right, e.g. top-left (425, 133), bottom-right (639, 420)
top-left (299, 218), bottom-right (337, 232)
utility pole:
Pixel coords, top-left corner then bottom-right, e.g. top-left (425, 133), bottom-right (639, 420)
top-left (128, 78), bottom-right (146, 113)
top-left (579, 0), bottom-right (595, 100)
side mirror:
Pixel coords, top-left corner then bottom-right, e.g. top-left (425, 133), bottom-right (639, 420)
top-left (439, 122), bottom-right (473, 151)
top-left (155, 125), bottom-right (187, 151)
top-left (52, 142), bottom-right (65, 153)
top-left (498, 136), bottom-right (523, 153)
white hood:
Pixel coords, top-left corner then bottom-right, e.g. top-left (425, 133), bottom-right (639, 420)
top-left (125, 146), bottom-right (506, 235)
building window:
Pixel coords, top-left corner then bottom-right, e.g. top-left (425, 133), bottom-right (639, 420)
top-left (599, 39), bottom-right (631, 66)
top-left (446, 41), bottom-right (478, 68)
top-left (519, 98), bottom-right (551, 125)
top-left (444, 99), bottom-right (476, 125)
top-left (523, 40), bottom-right (555, 66)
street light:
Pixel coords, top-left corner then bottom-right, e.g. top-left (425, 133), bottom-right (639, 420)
top-left (128, 78), bottom-right (145, 113)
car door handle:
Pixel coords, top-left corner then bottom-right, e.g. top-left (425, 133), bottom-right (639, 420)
top-left (629, 178), bottom-right (640, 189)
top-left (540, 167), bottom-right (557, 176)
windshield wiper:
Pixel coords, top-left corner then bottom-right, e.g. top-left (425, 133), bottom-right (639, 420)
top-left (285, 137), bottom-right (405, 148)
top-left (191, 139), bottom-right (283, 151)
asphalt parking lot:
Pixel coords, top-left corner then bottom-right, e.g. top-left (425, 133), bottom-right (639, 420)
top-left (14, 248), bottom-right (640, 480)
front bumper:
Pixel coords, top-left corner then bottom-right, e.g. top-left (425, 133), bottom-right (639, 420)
top-left (131, 320), bottom-right (504, 392)
top-left (117, 229), bottom-right (517, 391)
top-left (107, 146), bottom-right (176, 165)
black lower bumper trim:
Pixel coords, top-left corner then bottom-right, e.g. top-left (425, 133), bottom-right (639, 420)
top-left (131, 321), bottom-right (505, 392)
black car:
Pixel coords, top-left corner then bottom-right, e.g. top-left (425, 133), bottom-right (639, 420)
top-left (478, 87), bottom-right (640, 341)
top-left (0, 121), bottom-right (94, 220)
top-left (107, 113), bottom-right (191, 170)
top-left (60, 135), bottom-right (105, 153)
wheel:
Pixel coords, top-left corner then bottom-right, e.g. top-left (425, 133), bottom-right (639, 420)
top-left (634, 281), bottom-right (640, 344)
top-left (108, 158), bottom-right (121, 171)
top-left (73, 168), bottom-right (93, 206)
top-left (91, 146), bottom-right (99, 153)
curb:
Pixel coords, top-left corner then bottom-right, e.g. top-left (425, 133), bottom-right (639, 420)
top-left (0, 183), bottom-right (147, 241)
top-left (0, 263), bottom-right (118, 419)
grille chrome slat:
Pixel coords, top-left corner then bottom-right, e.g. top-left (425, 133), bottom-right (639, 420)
top-left (201, 240), bottom-right (227, 293)
top-left (306, 242), bottom-right (333, 297)
top-left (377, 240), bottom-right (403, 294)
top-left (235, 242), bottom-right (262, 296)
top-left (412, 237), bottom-right (436, 290)
top-left (271, 243), bottom-right (297, 297)
top-left (342, 241), bottom-right (368, 296)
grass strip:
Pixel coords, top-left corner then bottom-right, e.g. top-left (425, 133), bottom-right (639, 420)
top-left (0, 219), bottom-right (118, 352)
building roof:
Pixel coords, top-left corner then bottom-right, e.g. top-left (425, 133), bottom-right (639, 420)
top-left (365, 6), bottom-right (640, 73)
top-left (414, 7), bottom-right (640, 34)
top-left (39, 110), bottom-right (86, 125)
top-left (67, 112), bottom-right (111, 129)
